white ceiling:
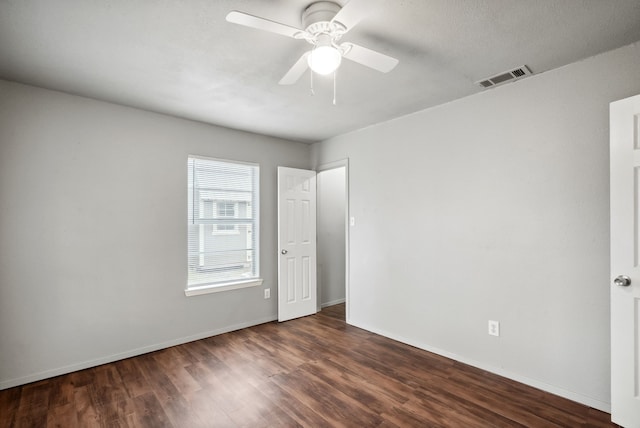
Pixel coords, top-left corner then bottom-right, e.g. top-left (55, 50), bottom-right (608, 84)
top-left (1, 1), bottom-right (640, 143)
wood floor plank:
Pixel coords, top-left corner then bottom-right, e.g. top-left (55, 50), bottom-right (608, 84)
top-left (161, 365), bottom-right (202, 399)
top-left (182, 361), bottom-right (224, 391)
top-left (152, 389), bottom-right (206, 428)
top-left (448, 369), bottom-right (585, 427)
top-left (380, 405), bottom-right (439, 428)
top-left (90, 364), bottom-right (131, 409)
top-left (182, 388), bottom-right (235, 428)
top-left (425, 374), bottom-right (567, 427)
top-left (410, 384), bottom-right (528, 428)
top-left (133, 354), bottom-right (182, 406)
top-left (45, 376), bottom-right (74, 410)
top-left (298, 358), bottom-right (398, 414)
top-left (129, 392), bottom-right (173, 428)
top-left (13, 409), bottom-right (48, 428)
top-left (16, 380), bottom-right (50, 414)
top-left (255, 378), bottom-right (332, 427)
top-left (114, 358), bottom-right (153, 399)
top-left (270, 367), bottom-right (384, 427)
top-left (325, 355), bottom-right (414, 406)
top-left (0, 303), bottom-right (618, 427)
top-left (245, 329), bottom-right (315, 371)
top-left (73, 384), bottom-right (102, 427)
top-left (46, 402), bottom-right (79, 428)
top-left (0, 386), bottom-right (21, 428)
top-left (224, 382), bottom-right (300, 428)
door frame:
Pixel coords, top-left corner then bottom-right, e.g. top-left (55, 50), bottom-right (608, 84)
top-left (316, 159), bottom-right (350, 322)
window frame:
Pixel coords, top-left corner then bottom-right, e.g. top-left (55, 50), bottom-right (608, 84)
top-left (186, 155), bottom-right (263, 296)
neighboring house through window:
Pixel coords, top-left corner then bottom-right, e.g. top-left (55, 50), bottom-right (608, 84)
top-left (186, 156), bottom-right (262, 295)
top-left (215, 201), bottom-right (238, 233)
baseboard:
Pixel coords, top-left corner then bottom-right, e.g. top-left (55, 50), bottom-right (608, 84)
top-left (0, 315), bottom-right (278, 390)
top-left (347, 319), bottom-right (611, 414)
top-left (321, 298), bottom-right (346, 308)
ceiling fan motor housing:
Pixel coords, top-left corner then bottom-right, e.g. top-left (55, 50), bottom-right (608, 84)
top-left (302, 1), bottom-right (345, 38)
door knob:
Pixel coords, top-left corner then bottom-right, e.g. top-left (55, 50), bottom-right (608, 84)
top-left (281, 249), bottom-right (288, 255)
top-left (614, 275), bottom-right (631, 287)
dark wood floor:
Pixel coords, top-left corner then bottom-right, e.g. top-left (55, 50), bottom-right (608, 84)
top-left (1, 304), bottom-right (616, 427)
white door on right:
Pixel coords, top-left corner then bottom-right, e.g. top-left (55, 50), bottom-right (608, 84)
top-left (611, 94), bottom-right (640, 427)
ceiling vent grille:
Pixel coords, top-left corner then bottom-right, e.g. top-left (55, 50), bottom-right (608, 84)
top-left (476, 65), bottom-right (532, 89)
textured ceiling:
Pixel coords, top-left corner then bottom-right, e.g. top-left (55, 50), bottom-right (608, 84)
top-left (1, 0), bottom-right (640, 143)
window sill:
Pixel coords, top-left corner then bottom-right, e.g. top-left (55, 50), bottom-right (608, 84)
top-left (185, 278), bottom-right (264, 297)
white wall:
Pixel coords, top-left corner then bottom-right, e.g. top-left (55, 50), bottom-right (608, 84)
top-left (311, 42), bottom-right (640, 410)
top-left (317, 166), bottom-right (346, 307)
top-left (0, 80), bottom-right (310, 389)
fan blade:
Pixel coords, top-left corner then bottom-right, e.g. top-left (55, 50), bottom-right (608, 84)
top-left (341, 43), bottom-right (398, 73)
top-left (279, 52), bottom-right (311, 85)
top-left (330, 0), bottom-right (385, 31)
top-left (226, 11), bottom-right (305, 39)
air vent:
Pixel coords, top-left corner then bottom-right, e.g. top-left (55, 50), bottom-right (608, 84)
top-left (475, 65), bottom-right (532, 89)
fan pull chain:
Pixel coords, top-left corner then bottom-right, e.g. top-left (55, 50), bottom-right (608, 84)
top-left (333, 70), bottom-right (337, 105)
top-left (308, 70), bottom-right (339, 104)
top-left (310, 70), bottom-right (315, 96)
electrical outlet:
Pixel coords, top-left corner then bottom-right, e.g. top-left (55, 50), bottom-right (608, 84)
top-left (488, 320), bottom-right (500, 337)
top-left (264, 288), bottom-right (270, 299)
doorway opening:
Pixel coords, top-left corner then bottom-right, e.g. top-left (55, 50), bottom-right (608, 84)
top-left (316, 160), bottom-right (349, 321)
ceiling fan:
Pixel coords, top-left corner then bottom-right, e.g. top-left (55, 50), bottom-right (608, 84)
top-left (226, 0), bottom-right (399, 85)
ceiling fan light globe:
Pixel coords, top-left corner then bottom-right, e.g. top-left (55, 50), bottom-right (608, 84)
top-left (308, 45), bottom-right (342, 75)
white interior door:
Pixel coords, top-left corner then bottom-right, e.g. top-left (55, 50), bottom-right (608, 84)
top-left (277, 167), bottom-right (317, 322)
top-left (611, 94), bottom-right (640, 427)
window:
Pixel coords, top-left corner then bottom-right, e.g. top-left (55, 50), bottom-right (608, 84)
top-left (215, 201), bottom-right (238, 233)
top-left (217, 201), bottom-right (236, 217)
top-left (187, 156), bottom-right (261, 295)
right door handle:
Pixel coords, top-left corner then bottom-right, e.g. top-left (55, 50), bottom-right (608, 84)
top-left (281, 249), bottom-right (288, 255)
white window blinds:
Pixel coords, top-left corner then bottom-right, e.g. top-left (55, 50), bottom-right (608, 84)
top-left (187, 156), bottom-right (259, 288)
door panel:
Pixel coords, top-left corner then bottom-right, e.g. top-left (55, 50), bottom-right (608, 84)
top-left (610, 94), bottom-right (640, 427)
top-left (278, 167), bottom-right (317, 322)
